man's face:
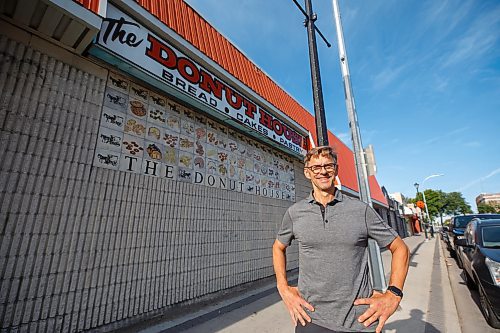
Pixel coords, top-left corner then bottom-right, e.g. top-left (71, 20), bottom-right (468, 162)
top-left (304, 155), bottom-right (338, 192)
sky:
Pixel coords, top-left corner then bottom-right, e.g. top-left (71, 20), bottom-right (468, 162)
top-left (184, 0), bottom-right (500, 211)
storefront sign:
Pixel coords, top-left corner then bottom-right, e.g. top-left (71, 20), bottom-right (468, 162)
top-left (95, 4), bottom-right (306, 155)
top-left (94, 72), bottom-right (296, 201)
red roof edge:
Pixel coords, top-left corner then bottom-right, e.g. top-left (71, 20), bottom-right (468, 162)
top-left (369, 175), bottom-right (388, 206)
top-left (74, 0), bottom-right (101, 14)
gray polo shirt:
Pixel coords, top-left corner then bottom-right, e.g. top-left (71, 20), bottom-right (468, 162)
top-left (277, 190), bottom-right (398, 332)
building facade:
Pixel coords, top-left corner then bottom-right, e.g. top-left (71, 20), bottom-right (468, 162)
top-left (476, 193), bottom-right (500, 207)
top-left (0, 1), bottom-right (392, 332)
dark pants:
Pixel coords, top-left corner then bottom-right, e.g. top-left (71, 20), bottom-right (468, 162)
top-left (295, 322), bottom-right (350, 333)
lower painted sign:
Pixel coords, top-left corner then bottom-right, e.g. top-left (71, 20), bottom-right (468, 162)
top-left (94, 72), bottom-right (296, 201)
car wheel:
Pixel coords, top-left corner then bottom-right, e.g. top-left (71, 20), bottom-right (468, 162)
top-left (463, 269), bottom-right (476, 289)
top-left (479, 285), bottom-right (500, 328)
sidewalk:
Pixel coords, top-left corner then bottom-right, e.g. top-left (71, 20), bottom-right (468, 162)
top-left (119, 235), bottom-right (460, 333)
top-left (382, 235), bottom-right (461, 333)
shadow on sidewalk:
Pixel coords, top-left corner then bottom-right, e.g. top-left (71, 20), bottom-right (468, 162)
top-left (171, 292), bottom-right (284, 333)
top-left (383, 309), bottom-right (440, 333)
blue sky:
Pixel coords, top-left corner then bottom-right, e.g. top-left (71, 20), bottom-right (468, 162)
top-left (184, 0), bottom-right (500, 210)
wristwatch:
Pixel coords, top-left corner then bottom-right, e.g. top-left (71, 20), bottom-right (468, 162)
top-left (386, 285), bottom-right (403, 298)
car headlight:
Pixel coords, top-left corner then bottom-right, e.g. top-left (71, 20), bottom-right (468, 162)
top-left (456, 235), bottom-right (465, 240)
top-left (485, 257), bottom-right (500, 286)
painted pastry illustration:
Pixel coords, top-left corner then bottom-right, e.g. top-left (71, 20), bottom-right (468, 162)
top-left (194, 156), bottom-right (205, 169)
top-left (164, 147), bottom-right (177, 164)
top-left (125, 119), bottom-right (146, 136)
top-left (130, 100), bottom-right (146, 117)
top-left (148, 127), bottom-right (161, 140)
top-left (179, 155), bottom-right (192, 168)
top-left (163, 133), bottom-right (179, 148)
top-left (146, 144), bottom-right (162, 160)
top-left (123, 140), bottom-right (144, 155)
top-left (195, 141), bottom-right (205, 156)
top-left (195, 127), bottom-right (206, 140)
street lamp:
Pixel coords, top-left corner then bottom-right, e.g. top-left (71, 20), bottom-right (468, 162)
top-left (422, 174), bottom-right (444, 230)
top-left (413, 182), bottom-right (428, 240)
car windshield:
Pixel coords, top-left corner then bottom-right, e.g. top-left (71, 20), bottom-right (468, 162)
top-left (455, 215), bottom-right (500, 228)
top-left (482, 226), bottom-right (500, 248)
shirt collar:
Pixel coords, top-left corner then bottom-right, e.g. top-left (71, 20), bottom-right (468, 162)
top-left (307, 189), bottom-right (343, 205)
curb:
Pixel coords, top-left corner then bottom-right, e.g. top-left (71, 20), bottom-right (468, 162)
top-left (438, 238), bottom-right (462, 333)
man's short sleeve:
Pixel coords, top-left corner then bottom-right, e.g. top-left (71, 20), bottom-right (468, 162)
top-left (365, 205), bottom-right (398, 248)
top-left (277, 209), bottom-right (294, 246)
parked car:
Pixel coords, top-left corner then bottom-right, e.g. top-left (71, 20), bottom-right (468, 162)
top-left (447, 214), bottom-right (500, 256)
top-left (440, 225), bottom-right (449, 243)
top-left (456, 219), bottom-right (500, 328)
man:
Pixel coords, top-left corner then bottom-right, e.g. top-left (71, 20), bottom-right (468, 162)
top-left (273, 146), bottom-right (409, 333)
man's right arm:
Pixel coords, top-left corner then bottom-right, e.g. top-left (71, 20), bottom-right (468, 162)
top-left (272, 239), bottom-right (314, 327)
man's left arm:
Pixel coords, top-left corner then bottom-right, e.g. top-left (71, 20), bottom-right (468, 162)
top-left (355, 236), bottom-right (409, 333)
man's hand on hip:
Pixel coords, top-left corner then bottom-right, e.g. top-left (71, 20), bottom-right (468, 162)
top-left (354, 290), bottom-right (401, 333)
top-left (277, 285), bottom-right (315, 327)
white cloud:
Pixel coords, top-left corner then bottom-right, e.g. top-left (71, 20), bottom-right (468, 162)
top-left (441, 5), bottom-right (500, 68)
top-left (372, 65), bottom-right (407, 90)
top-left (464, 141), bottom-right (481, 148)
top-left (457, 167), bottom-right (500, 191)
top-left (434, 76), bottom-right (449, 92)
top-left (423, 0), bottom-right (474, 42)
top-left (423, 126), bottom-right (469, 145)
top-left (336, 132), bottom-right (351, 144)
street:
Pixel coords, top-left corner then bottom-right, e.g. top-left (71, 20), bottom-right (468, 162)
top-left (441, 238), bottom-right (500, 333)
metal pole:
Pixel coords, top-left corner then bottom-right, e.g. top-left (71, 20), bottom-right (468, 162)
top-left (414, 182), bottom-right (429, 240)
top-left (332, 0), bottom-right (370, 205)
top-left (419, 209), bottom-right (429, 240)
top-left (304, 0), bottom-right (329, 146)
top-left (422, 190), bottom-right (434, 238)
top-left (420, 191), bottom-right (430, 239)
top-left (332, 0), bottom-right (385, 291)
top-left (421, 174), bottom-right (444, 234)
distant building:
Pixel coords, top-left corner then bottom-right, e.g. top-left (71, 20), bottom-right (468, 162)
top-left (364, 144), bottom-right (377, 176)
top-left (476, 193), bottom-right (500, 207)
top-left (390, 192), bottom-right (404, 204)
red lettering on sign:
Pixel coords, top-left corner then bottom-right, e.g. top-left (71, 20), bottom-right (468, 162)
top-left (243, 99), bottom-right (257, 119)
top-left (273, 120), bottom-right (284, 136)
top-left (259, 109), bottom-right (273, 129)
top-left (145, 34), bottom-right (176, 69)
top-left (177, 57), bottom-right (200, 84)
top-left (258, 108), bottom-right (303, 145)
top-left (224, 86), bottom-right (243, 109)
top-left (199, 69), bottom-right (223, 100)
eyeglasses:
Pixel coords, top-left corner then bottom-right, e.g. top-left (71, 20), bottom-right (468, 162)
top-left (305, 163), bottom-right (337, 174)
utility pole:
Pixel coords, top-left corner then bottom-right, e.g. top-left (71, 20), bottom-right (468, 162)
top-left (332, 0), bottom-right (371, 204)
top-left (292, 0), bottom-right (330, 146)
top-left (332, 0), bottom-right (386, 291)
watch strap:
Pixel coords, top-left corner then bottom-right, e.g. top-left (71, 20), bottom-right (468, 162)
top-left (387, 285), bottom-right (403, 298)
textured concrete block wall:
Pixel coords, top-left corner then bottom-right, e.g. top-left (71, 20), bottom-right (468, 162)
top-left (0, 34), bottom-right (304, 332)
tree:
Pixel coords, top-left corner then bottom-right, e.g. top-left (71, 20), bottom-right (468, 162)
top-left (445, 192), bottom-right (472, 215)
top-left (409, 190), bottom-right (472, 219)
top-left (477, 203), bottom-right (499, 214)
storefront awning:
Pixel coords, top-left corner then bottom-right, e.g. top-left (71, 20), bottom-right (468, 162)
top-left (1, 0), bottom-right (104, 54)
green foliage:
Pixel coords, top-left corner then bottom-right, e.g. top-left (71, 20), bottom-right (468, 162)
top-left (408, 189), bottom-right (472, 219)
top-left (445, 192), bottom-right (473, 215)
top-left (477, 203), bottom-right (499, 214)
